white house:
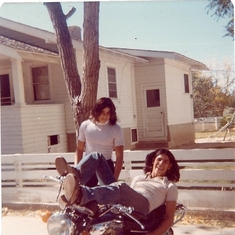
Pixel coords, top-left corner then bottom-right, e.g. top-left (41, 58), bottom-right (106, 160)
top-left (0, 17), bottom-right (208, 154)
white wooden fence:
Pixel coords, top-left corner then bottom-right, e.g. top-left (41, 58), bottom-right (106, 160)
top-left (1, 149), bottom-right (235, 210)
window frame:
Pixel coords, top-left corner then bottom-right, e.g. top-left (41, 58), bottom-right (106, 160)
top-left (107, 67), bottom-right (118, 98)
top-left (131, 128), bottom-right (138, 143)
top-left (184, 74), bottom-right (190, 93)
top-left (48, 134), bottom-right (60, 146)
top-left (31, 65), bottom-right (50, 101)
top-left (146, 89), bottom-right (160, 107)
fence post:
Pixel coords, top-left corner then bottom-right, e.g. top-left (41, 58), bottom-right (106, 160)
top-left (14, 160), bottom-right (23, 188)
top-left (215, 117), bottom-right (219, 130)
top-left (201, 118), bottom-right (205, 131)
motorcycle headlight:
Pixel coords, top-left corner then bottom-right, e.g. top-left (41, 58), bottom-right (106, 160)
top-left (47, 212), bottom-right (75, 235)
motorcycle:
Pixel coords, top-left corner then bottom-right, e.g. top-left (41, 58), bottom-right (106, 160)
top-left (45, 175), bottom-right (187, 235)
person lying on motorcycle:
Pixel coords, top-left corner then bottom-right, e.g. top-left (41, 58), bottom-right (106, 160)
top-left (55, 149), bottom-right (180, 235)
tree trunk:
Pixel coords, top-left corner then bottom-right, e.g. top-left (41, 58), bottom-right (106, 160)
top-left (79, 2), bottom-right (100, 125)
top-left (45, 2), bottom-right (100, 139)
top-left (45, 2), bottom-right (81, 130)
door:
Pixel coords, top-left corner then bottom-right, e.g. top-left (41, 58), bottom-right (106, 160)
top-left (143, 86), bottom-right (164, 137)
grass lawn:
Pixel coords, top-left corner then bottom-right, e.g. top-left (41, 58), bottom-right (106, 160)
top-left (195, 129), bottom-right (235, 139)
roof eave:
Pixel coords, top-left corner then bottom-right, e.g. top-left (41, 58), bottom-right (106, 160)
top-left (100, 46), bottom-right (149, 63)
top-left (174, 53), bottom-right (209, 71)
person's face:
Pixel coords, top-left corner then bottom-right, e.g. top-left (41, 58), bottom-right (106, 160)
top-left (151, 154), bottom-right (172, 177)
top-left (98, 107), bottom-right (111, 123)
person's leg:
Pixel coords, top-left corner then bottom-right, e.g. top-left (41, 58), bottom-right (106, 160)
top-left (80, 181), bottom-right (149, 216)
top-left (106, 159), bottom-right (115, 173)
top-left (76, 152), bottom-right (116, 185)
top-left (85, 174), bottom-right (98, 187)
top-left (81, 159), bottom-right (114, 187)
top-left (56, 152), bottom-right (118, 209)
top-left (55, 152), bottom-right (116, 185)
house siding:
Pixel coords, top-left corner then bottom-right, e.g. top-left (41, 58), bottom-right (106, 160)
top-left (164, 59), bottom-right (194, 145)
top-left (165, 59), bottom-right (193, 125)
top-left (50, 64), bottom-right (75, 134)
top-left (1, 104), bottom-right (67, 154)
top-left (1, 106), bottom-right (24, 153)
top-left (23, 61), bottom-right (76, 135)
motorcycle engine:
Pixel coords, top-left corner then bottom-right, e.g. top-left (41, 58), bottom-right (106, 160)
top-left (89, 220), bottom-right (124, 235)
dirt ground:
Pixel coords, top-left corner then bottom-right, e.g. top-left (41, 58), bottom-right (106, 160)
top-left (179, 210), bottom-right (235, 228)
top-left (2, 206), bottom-right (235, 229)
top-left (172, 137), bottom-right (235, 149)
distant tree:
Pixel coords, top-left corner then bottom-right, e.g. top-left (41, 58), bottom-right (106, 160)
top-left (192, 67), bottom-right (235, 118)
top-left (211, 85), bottom-right (228, 115)
top-left (192, 70), bottom-right (214, 118)
top-left (211, 63), bottom-right (235, 115)
top-left (207, 0), bottom-right (234, 39)
top-left (45, 2), bottom-right (100, 139)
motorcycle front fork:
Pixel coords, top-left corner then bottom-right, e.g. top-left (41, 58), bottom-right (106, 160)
top-left (162, 228), bottom-right (174, 235)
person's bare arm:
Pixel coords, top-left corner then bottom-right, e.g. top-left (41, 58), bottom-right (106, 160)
top-left (147, 201), bottom-right (176, 235)
top-left (74, 140), bottom-right (85, 165)
top-left (113, 145), bottom-right (124, 180)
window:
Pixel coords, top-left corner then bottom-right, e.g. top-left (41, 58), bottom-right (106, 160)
top-left (107, 67), bottom-right (117, 98)
top-left (131, 128), bottom-right (138, 143)
top-left (32, 66), bottom-right (50, 101)
top-left (0, 74), bottom-right (11, 106)
top-left (48, 135), bottom-right (59, 146)
top-left (146, 89), bottom-right (160, 107)
top-left (184, 74), bottom-right (189, 93)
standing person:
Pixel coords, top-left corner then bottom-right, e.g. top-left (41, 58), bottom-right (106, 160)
top-left (75, 97), bottom-right (124, 186)
top-left (55, 149), bottom-right (180, 235)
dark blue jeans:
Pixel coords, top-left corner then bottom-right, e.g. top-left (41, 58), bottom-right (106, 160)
top-left (85, 159), bottom-right (114, 187)
top-left (75, 152), bottom-right (149, 215)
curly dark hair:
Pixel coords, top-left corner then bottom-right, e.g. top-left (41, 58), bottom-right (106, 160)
top-left (90, 97), bottom-right (117, 125)
top-left (143, 149), bottom-right (180, 182)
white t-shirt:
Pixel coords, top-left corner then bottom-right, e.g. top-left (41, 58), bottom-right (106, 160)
top-left (78, 119), bottom-right (124, 160)
top-left (131, 175), bottom-right (178, 212)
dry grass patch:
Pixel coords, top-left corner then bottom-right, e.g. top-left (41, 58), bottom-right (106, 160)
top-left (179, 210), bottom-right (235, 228)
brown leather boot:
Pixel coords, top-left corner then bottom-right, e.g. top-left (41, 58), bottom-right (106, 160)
top-left (58, 173), bottom-right (81, 209)
top-left (55, 156), bottom-right (80, 181)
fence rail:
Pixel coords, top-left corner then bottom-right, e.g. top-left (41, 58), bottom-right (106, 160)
top-left (1, 149), bottom-right (235, 210)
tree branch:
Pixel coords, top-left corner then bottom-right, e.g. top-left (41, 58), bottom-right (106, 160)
top-left (65, 7), bottom-right (76, 20)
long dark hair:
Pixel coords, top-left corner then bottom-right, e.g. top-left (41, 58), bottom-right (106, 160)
top-left (90, 97), bottom-right (117, 125)
top-left (143, 149), bottom-right (180, 182)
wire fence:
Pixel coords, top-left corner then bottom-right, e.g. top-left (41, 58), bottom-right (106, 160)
top-left (194, 117), bottom-right (223, 132)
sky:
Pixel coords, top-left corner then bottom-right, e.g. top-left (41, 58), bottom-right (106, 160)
top-left (0, 0), bottom-right (234, 77)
